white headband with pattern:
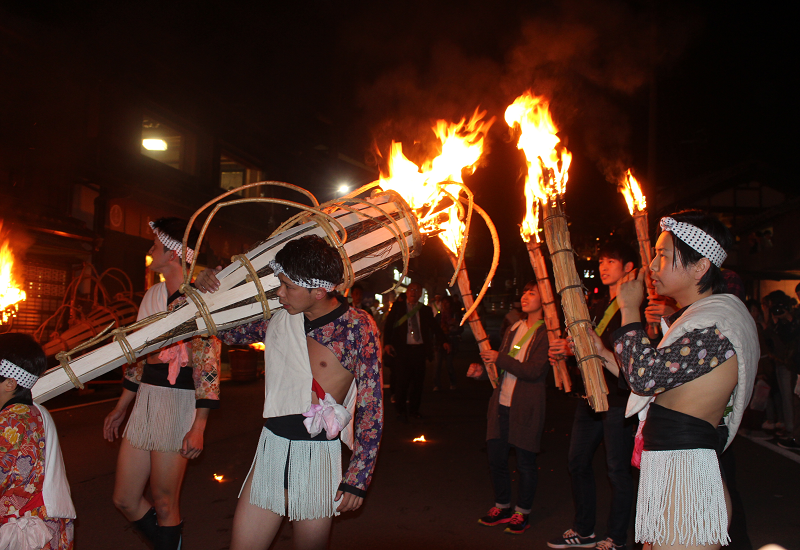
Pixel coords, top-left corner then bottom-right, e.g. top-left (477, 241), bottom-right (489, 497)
top-left (149, 221), bottom-right (195, 263)
top-left (660, 217), bottom-right (727, 268)
top-left (268, 259), bottom-right (337, 291)
top-left (0, 358), bottom-right (38, 389)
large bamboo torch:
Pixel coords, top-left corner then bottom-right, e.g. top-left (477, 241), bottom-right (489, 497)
top-left (522, 203), bottom-right (571, 392)
top-left (439, 202), bottom-right (501, 388)
top-left (506, 92), bottom-right (608, 411)
top-left (619, 169), bottom-right (659, 334)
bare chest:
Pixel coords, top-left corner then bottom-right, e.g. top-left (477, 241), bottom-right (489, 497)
top-left (307, 336), bottom-right (354, 404)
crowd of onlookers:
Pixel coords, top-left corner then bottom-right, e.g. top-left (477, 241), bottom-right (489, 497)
top-left (745, 285), bottom-right (800, 449)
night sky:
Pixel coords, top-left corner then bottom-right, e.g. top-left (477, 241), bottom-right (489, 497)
top-left (4, 1), bottom-right (793, 283)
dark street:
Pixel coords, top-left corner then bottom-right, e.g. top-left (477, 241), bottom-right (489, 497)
top-left (50, 353), bottom-right (800, 549)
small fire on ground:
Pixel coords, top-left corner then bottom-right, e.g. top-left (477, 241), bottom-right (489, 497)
top-left (213, 474), bottom-right (224, 482)
top-left (249, 342), bottom-right (265, 351)
top-left (412, 435), bottom-right (427, 443)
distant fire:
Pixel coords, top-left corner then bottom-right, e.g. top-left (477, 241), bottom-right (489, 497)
top-left (412, 435), bottom-right (427, 443)
top-left (619, 169), bottom-right (647, 215)
top-left (213, 474), bottom-right (224, 482)
top-left (0, 224), bottom-right (26, 324)
top-left (249, 342), bottom-right (265, 351)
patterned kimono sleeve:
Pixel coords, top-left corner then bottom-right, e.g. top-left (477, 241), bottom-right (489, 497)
top-left (218, 319), bottom-right (269, 345)
top-left (192, 335), bottom-right (221, 409)
top-left (340, 314), bottom-right (383, 496)
top-left (0, 412), bottom-right (23, 496)
top-left (122, 360), bottom-right (144, 393)
top-left (613, 322), bottom-right (736, 395)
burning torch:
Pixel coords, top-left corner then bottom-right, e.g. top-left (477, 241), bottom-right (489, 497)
top-left (506, 92), bottom-right (608, 412)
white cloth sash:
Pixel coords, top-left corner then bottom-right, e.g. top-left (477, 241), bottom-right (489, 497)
top-left (37, 405), bottom-right (76, 519)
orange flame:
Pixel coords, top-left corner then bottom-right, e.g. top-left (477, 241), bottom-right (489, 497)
top-left (249, 342), bottom-right (265, 351)
top-left (412, 435), bottom-right (427, 442)
top-left (377, 108), bottom-right (493, 253)
top-left (619, 169), bottom-right (647, 215)
top-left (0, 225), bottom-right (27, 324)
top-left (504, 93), bottom-right (571, 242)
top-left (213, 474), bottom-right (224, 482)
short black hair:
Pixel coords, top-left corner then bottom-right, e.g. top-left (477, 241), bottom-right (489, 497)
top-left (275, 235), bottom-right (344, 296)
top-left (522, 280), bottom-right (539, 293)
top-left (0, 333), bottom-right (48, 403)
top-left (666, 209), bottom-right (733, 294)
top-left (151, 217), bottom-right (201, 255)
top-left (598, 239), bottom-right (639, 269)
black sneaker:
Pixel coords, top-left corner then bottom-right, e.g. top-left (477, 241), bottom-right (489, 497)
top-left (478, 506), bottom-right (513, 526)
top-left (596, 537), bottom-right (627, 550)
top-left (504, 512), bottom-right (530, 534)
top-left (547, 528), bottom-right (597, 548)
top-left (777, 437), bottom-right (800, 451)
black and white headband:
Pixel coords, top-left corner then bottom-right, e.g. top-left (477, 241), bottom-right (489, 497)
top-left (268, 259), bottom-right (337, 291)
top-left (660, 217), bottom-right (727, 268)
top-left (149, 221), bottom-right (195, 263)
top-left (0, 358), bottom-right (38, 389)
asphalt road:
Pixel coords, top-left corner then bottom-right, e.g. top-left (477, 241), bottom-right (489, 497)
top-left (48, 356), bottom-right (800, 550)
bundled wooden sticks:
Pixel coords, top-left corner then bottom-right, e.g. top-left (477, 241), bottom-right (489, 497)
top-left (541, 198), bottom-right (608, 412)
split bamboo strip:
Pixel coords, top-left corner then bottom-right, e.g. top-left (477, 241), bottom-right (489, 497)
top-left (448, 253), bottom-right (498, 388)
top-left (525, 240), bottom-right (571, 392)
top-left (541, 198), bottom-right (608, 412)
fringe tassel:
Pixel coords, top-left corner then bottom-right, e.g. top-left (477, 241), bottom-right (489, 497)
top-left (123, 384), bottom-right (195, 452)
top-left (636, 448), bottom-right (730, 547)
top-left (247, 427), bottom-right (341, 521)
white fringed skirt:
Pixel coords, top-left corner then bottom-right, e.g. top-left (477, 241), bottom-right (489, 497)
top-left (636, 448), bottom-right (729, 547)
top-left (243, 426), bottom-right (342, 521)
top-left (123, 383), bottom-right (196, 452)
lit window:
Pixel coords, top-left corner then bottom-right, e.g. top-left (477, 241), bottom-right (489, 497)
top-left (220, 153), bottom-right (263, 197)
top-left (141, 115), bottom-right (193, 173)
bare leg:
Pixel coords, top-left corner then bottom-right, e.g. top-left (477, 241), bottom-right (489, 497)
top-left (292, 517), bottom-right (333, 550)
top-left (231, 468), bottom-right (284, 550)
top-left (112, 438), bottom-right (153, 521)
top-left (650, 484), bottom-right (732, 550)
top-left (150, 450), bottom-right (188, 526)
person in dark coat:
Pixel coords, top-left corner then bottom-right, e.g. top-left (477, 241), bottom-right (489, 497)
top-left (383, 282), bottom-right (448, 419)
top-left (477, 280), bottom-right (549, 535)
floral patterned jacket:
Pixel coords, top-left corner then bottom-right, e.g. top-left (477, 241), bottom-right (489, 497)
top-left (221, 297), bottom-right (383, 496)
top-left (1, 400), bottom-right (74, 549)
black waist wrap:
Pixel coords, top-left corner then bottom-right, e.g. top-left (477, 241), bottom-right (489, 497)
top-left (264, 414), bottom-right (337, 442)
top-left (643, 403), bottom-right (728, 455)
top-left (142, 362), bottom-right (195, 390)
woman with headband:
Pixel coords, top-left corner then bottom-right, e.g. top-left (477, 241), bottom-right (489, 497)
top-left (590, 210), bottom-right (758, 549)
top-left (0, 333), bottom-right (76, 549)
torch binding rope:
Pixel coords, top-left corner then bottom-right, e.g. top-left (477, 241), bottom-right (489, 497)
top-left (180, 283), bottom-right (218, 336)
top-left (50, 307), bottom-right (175, 392)
top-left (231, 254), bottom-right (272, 321)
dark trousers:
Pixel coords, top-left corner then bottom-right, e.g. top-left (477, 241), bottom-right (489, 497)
top-left (568, 400), bottom-right (635, 544)
top-left (394, 344), bottom-right (427, 415)
top-left (487, 405), bottom-right (538, 512)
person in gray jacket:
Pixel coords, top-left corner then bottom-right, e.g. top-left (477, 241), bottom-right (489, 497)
top-left (477, 280), bottom-right (549, 535)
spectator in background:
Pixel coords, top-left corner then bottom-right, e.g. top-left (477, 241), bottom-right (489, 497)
top-left (762, 291), bottom-right (800, 450)
top-left (433, 296), bottom-right (463, 391)
top-left (350, 284), bottom-right (374, 319)
top-left (500, 300), bottom-right (524, 337)
top-left (383, 283), bottom-right (447, 420)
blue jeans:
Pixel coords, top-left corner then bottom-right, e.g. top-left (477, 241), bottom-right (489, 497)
top-left (487, 405), bottom-right (538, 513)
top-left (568, 400), bottom-right (635, 544)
